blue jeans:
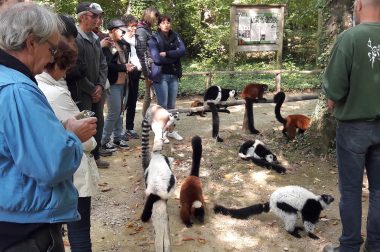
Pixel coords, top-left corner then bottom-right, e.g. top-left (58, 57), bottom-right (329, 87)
top-left (67, 197), bottom-right (92, 252)
top-left (153, 74), bottom-right (179, 110)
top-left (101, 84), bottom-right (125, 144)
top-left (336, 120), bottom-right (380, 252)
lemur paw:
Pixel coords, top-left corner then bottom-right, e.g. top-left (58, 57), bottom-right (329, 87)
top-left (216, 137), bottom-right (224, 142)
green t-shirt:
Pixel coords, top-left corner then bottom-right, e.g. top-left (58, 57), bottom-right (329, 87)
top-left (323, 23), bottom-right (380, 121)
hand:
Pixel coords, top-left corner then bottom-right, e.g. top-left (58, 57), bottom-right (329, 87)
top-left (126, 63), bottom-right (135, 72)
top-left (159, 52), bottom-right (166, 57)
top-left (100, 37), bottom-right (113, 48)
top-left (327, 99), bottom-right (335, 110)
top-left (91, 85), bottom-right (103, 103)
top-left (64, 117), bottom-right (97, 142)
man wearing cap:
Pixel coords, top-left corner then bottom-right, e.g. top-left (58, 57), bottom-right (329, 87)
top-left (74, 2), bottom-right (110, 168)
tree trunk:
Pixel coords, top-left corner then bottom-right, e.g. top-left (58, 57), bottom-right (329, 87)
top-left (310, 0), bottom-right (354, 154)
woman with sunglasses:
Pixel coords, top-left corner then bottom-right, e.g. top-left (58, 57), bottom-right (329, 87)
top-left (100, 19), bottom-right (134, 152)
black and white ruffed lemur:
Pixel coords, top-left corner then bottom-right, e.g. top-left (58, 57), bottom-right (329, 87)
top-left (204, 85), bottom-right (237, 142)
top-left (214, 186), bottom-right (334, 239)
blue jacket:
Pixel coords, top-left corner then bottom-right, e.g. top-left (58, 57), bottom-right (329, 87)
top-left (0, 64), bottom-right (83, 223)
top-left (148, 30), bottom-right (185, 83)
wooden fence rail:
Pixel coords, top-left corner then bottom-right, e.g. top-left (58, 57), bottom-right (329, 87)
top-left (181, 69), bottom-right (322, 91)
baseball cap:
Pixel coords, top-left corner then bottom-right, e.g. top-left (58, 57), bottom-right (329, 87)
top-left (76, 2), bottom-right (103, 14)
top-left (107, 19), bottom-right (126, 30)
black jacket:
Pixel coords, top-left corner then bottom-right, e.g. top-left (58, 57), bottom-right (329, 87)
top-left (135, 21), bottom-right (152, 78)
top-left (102, 40), bottom-right (130, 85)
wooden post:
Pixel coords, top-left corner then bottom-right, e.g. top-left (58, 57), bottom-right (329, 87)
top-left (228, 5), bottom-right (237, 71)
top-left (152, 200), bottom-right (171, 252)
top-left (206, 72), bottom-right (212, 89)
top-left (275, 72), bottom-right (282, 92)
top-left (275, 5), bottom-right (286, 92)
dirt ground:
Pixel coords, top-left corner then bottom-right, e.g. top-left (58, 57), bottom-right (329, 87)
top-left (65, 94), bottom-right (370, 252)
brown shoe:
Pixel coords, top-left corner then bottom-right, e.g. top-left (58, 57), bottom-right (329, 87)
top-left (95, 159), bottom-right (110, 169)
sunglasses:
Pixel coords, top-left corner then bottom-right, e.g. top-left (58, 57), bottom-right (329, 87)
top-left (46, 39), bottom-right (58, 56)
top-left (118, 28), bottom-right (126, 35)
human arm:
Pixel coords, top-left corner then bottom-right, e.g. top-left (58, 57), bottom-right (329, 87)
top-left (3, 84), bottom-right (83, 186)
top-left (165, 33), bottom-right (186, 59)
top-left (102, 47), bottom-right (127, 73)
top-left (148, 37), bottom-right (177, 65)
top-left (135, 27), bottom-right (152, 78)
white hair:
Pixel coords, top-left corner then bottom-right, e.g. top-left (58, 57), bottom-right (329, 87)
top-left (0, 2), bottom-right (63, 51)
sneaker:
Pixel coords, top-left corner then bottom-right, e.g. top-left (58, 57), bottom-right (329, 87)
top-left (99, 147), bottom-right (113, 157)
top-left (102, 142), bottom-right (117, 152)
top-left (113, 140), bottom-right (130, 150)
top-left (125, 130), bottom-right (140, 139)
top-left (322, 244), bottom-right (340, 252)
top-left (95, 159), bottom-right (110, 169)
top-left (167, 131), bottom-right (183, 141)
top-left (163, 136), bottom-right (170, 144)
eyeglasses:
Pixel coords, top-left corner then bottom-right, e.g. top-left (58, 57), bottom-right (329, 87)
top-left (46, 39), bottom-right (58, 56)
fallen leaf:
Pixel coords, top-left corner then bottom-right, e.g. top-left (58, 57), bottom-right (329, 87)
top-left (101, 188), bottom-right (112, 192)
top-left (198, 238), bottom-right (206, 244)
top-left (182, 237), bottom-right (194, 241)
top-left (98, 182), bottom-right (108, 186)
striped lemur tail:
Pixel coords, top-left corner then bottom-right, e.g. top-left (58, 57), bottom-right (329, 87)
top-left (141, 118), bottom-right (151, 170)
top-left (190, 135), bottom-right (202, 177)
top-left (274, 91), bottom-right (287, 124)
top-left (207, 103), bottom-right (223, 142)
top-left (214, 202), bottom-right (270, 219)
top-left (245, 98), bottom-right (260, 134)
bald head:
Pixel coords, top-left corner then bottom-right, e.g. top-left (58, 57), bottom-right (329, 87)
top-left (354, 0), bottom-right (380, 24)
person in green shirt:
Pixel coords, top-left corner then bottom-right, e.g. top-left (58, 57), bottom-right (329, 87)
top-left (323, 0), bottom-right (380, 251)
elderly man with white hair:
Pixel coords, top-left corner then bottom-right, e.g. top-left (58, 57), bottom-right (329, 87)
top-left (0, 3), bottom-right (97, 251)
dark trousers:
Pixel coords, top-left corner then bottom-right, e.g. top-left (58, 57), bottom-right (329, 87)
top-left (3, 224), bottom-right (64, 252)
top-left (125, 70), bottom-right (142, 131)
top-left (67, 197), bottom-right (92, 252)
top-left (77, 92), bottom-right (106, 160)
top-left (336, 120), bottom-right (380, 252)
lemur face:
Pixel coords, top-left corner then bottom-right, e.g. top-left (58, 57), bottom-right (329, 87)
top-left (229, 90), bottom-right (238, 99)
top-left (169, 112), bottom-right (180, 121)
top-left (265, 154), bottom-right (277, 163)
top-left (320, 194), bottom-right (335, 209)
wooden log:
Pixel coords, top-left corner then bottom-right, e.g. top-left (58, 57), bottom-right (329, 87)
top-left (152, 200), bottom-right (171, 252)
top-left (168, 93), bottom-right (318, 114)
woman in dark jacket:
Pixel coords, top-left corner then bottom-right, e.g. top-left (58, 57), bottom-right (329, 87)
top-left (135, 7), bottom-right (160, 116)
top-left (148, 14), bottom-right (186, 142)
